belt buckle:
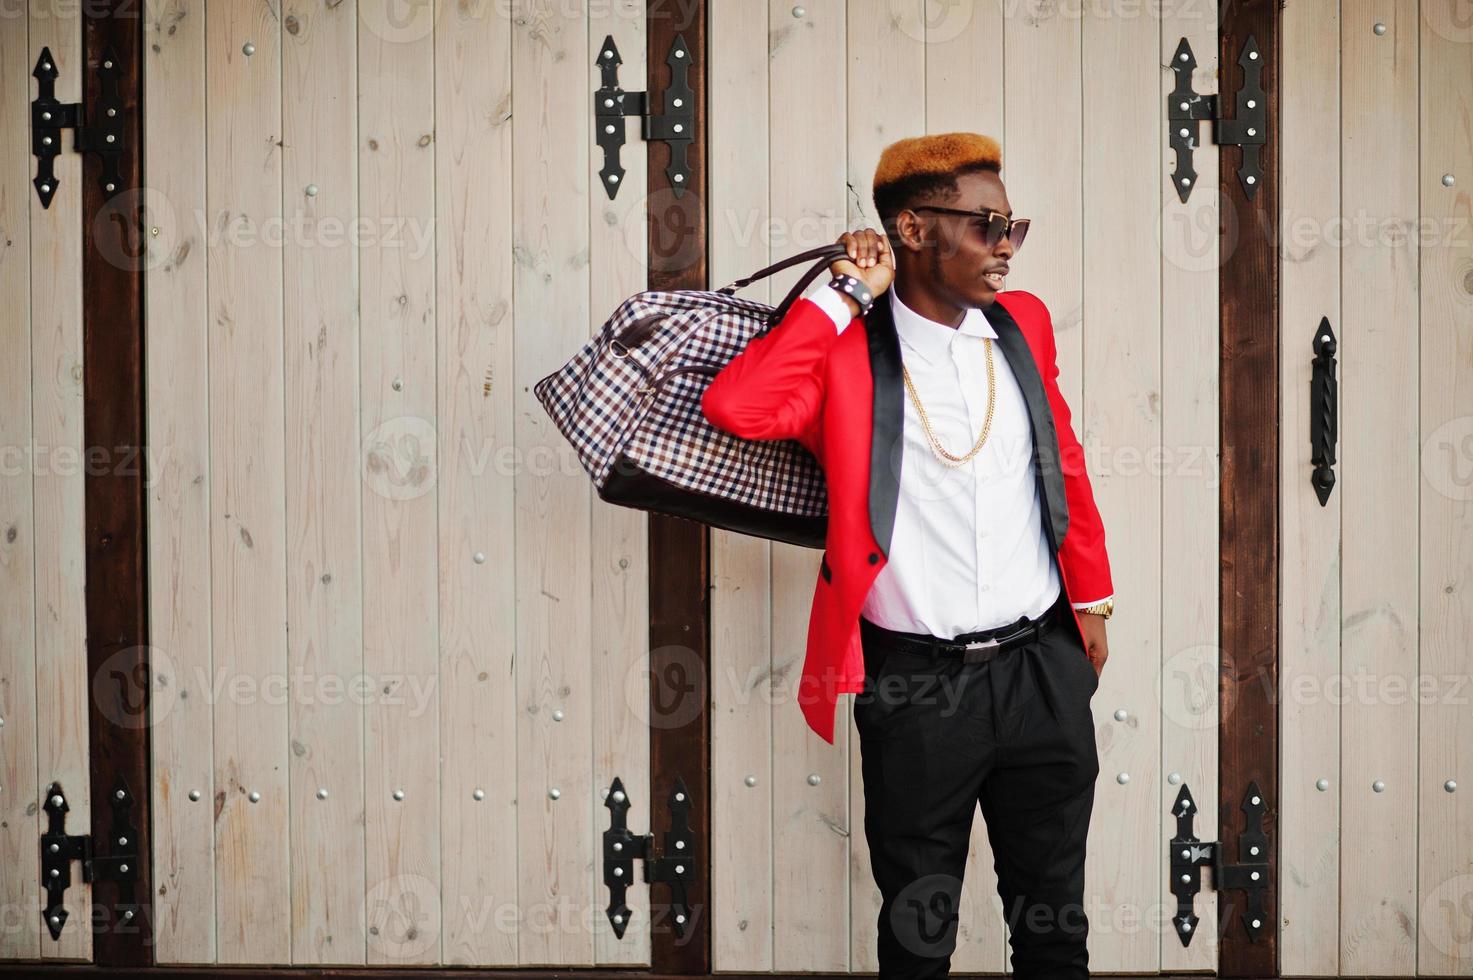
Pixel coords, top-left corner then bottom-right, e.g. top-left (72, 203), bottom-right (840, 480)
top-left (960, 636), bottom-right (1001, 664)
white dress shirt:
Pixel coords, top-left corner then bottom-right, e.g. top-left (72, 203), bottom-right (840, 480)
top-left (808, 283), bottom-right (1111, 638)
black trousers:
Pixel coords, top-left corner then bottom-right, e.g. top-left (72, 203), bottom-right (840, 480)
top-left (853, 590), bottom-right (1100, 979)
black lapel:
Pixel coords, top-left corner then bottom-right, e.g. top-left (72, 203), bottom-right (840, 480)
top-left (984, 298), bottom-right (1070, 549)
top-left (863, 294), bottom-right (903, 558)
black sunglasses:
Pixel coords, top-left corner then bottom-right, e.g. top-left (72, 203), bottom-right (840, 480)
top-left (910, 205), bottom-right (1030, 253)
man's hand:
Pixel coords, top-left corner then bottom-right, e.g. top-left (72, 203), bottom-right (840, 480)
top-left (1078, 612), bottom-right (1108, 677)
top-left (830, 228), bottom-right (895, 315)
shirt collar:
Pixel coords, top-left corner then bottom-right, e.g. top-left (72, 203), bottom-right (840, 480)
top-left (889, 286), bottom-right (998, 366)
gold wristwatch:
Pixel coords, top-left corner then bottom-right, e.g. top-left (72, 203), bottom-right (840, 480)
top-left (1079, 598), bottom-right (1114, 619)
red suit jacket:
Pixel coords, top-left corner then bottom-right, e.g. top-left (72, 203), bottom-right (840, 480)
top-left (700, 287), bottom-right (1113, 743)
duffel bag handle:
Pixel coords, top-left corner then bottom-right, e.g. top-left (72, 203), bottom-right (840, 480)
top-left (717, 242), bottom-right (853, 333)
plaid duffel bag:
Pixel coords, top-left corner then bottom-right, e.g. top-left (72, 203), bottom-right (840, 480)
top-left (533, 242), bottom-right (850, 550)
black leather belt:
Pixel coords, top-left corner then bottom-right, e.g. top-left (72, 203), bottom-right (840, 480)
top-left (859, 591), bottom-right (1068, 665)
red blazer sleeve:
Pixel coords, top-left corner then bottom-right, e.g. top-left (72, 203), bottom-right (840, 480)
top-left (699, 296), bottom-right (843, 450)
top-left (1033, 295), bottom-right (1114, 603)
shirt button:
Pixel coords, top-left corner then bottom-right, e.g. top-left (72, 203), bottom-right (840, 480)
top-left (868, 552), bottom-right (879, 564)
top-left (980, 583), bottom-right (991, 592)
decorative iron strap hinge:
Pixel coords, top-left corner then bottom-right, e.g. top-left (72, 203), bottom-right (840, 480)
top-left (31, 45), bottom-right (127, 209)
top-left (602, 775), bottom-right (696, 939)
top-left (1167, 35), bottom-right (1266, 203)
top-left (1310, 316), bottom-right (1339, 505)
top-left (594, 33), bottom-right (694, 200)
top-left (1168, 781), bottom-right (1270, 946)
top-left (41, 777), bottom-right (141, 940)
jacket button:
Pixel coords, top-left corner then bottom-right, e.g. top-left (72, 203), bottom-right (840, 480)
top-left (868, 552), bottom-right (879, 564)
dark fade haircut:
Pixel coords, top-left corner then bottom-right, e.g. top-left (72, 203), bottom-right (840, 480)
top-left (871, 132), bottom-right (1003, 245)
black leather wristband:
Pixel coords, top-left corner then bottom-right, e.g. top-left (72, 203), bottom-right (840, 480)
top-left (827, 273), bottom-right (874, 317)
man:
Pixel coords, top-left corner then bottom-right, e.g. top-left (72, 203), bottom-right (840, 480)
top-left (701, 132), bottom-right (1114, 978)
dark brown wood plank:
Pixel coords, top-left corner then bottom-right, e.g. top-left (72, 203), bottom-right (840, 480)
top-left (1218, 0), bottom-right (1279, 975)
top-left (646, 0), bottom-right (710, 974)
top-left (81, 0), bottom-right (151, 967)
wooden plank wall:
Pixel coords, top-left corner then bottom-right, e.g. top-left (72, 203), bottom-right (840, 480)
top-left (708, 0), bottom-right (1219, 973)
top-left (1282, 0), bottom-right (1473, 975)
top-left (0, 6), bottom-right (42, 963)
top-left (0, 2), bottom-right (93, 964)
top-left (1416, 1), bottom-right (1473, 974)
top-left (144, 0), bottom-right (649, 967)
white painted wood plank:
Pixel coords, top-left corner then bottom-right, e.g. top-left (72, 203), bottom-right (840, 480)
top-left (1081, 2), bottom-right (1163, 970)
top-left (31, 2), bottom-right (91, 958)
top-left (710, 0), bottom-right (777, 970)
top-left (143, 0), bottom-right (217, 963)
top-left (205, 0), bottom-right (290, 961)
top-left (434, 0), bottom-right (519, 966)
top-left (281, 0), bottom-right (366, 963)
top-left (1340, 0), bottom-right (1420, 973)
top-left (512, 0), bottom-right (594, 966)
top-left (587, 0), bottom-right (651, 967)
top-left (1279, 0), bottom-right (1343, 973)
top-left (766, 2), bottom-right (848, 972)
top-left (0, 6), bottom-right (41, 962)
top-left (1160, 0), bottom-right (1222, 973)
top-left (357, 0), bottom-right (442, 965)
top-left (1417, 5), bottom-right (1473, 974)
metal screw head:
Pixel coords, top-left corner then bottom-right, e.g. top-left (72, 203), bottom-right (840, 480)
top-left (120, 864), bottom-right (129, 873)
top-left (675, 791), bottom-right (685, 802)
top-left (393, 789), bottom-right (405, 801)
top-left (1251, 871), bottom-right (1260, 881)
top-left (249, 791), bottom-right (261, 803)
top-left (1316, 778), bottom-right (1330, 791)
top-left (613, 842), bottom-right (622, 852)
top-left (50, 795), bottom-right (63, 807)
top-left (552, 709), bottom-right (564, 721)
top-left (41, 111), bottom-right (51, 121)
top-left (42, 136), bottom-right (52, 146)
top-left (116, 789), bottom-right (127, 801)
top-left (1446, 780), bottom-right (1458, 793)
top-left (1372, 779), bottom-right (1386, 793)
top-left (744, 775), bottom-right (757, 787)
top-left (41, 184), bottom-right (51, 194)
top-left (1114, 708), bottom-right (1128, 721)
top-left (243, 42), bottom-right (256, 56)
top-left (305, 184), bottom-right (319, 197)
top-left (473, 788), bottom-right (485, 800)
top-left (105, 183), bottom-right (116, 192)
top-left (118, 836), bottom-right (128, 846)
top-left (1252, 918), bottom-right (1262, 928)
top-left (674, 173), bottom-right (684, 183)
top-left (675, 839), bottom-right (685, 850)
top-left (1251, 795), bottom-right (1261, 805)
top-left (1167, 772), bottom-right (1182, 785)
top-left (792, 4), bottom-right (806, 16)
top-left (1443, 174), bottom-right (1456, 187)
top-left (104, 60), bottom-right (113, 69)
top-left (1179, 51), bottom-right (1188, 61)
top-left (1248, 50), bottom-right (1258, 59)
top-left (675, 913), bottom-right (686, 924)
top-left (391, 377), bottom-right (403, 391)
top-left (1246, 175), bottom-right (1257, 184)
top-left (189, 789), bottom-right (201, 801)
top-left (807, 773), bottom-right (820, 786)
top-left (612, 789), bottom-right (625, 803)
top-left (317, 788), bottom-right (329, 800)
top-left (473, 551), bottom-right (486, 564)
top-left (613, 866), bottom-right (623, 877)
top-left (1373, 22), bottom-right (1387, 34)
top-left (1116, 772), bottom-right (1130, 784)
top-left (549, 788), bottom-right (561, 800)
top-left (1182, 920), bottom-right (1193, 931)
top-left (613, 914), bottom-right (623, 924)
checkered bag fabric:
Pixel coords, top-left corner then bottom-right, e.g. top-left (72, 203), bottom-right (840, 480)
top-left (533, 243), bottom-right (849, 549)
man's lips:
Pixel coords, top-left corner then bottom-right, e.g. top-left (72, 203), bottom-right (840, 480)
top-left (983, 268), bottom-right (1007, 289)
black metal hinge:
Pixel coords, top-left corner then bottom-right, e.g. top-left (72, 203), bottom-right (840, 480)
top-left (41, 776), bottom-right (141, 940)
top-left (594, 33), bottom-right (694, 199)
top-left (1167, 35), bottom-right (1266, 203)
top-left (1168, 781), bottom-right (1270, 946)
top-left (31, 44), bottom-right (127, 209)
top-left (1311, 316), bottom-right (1338, 505)
top-left (602, 774), bottom-right (696, 939)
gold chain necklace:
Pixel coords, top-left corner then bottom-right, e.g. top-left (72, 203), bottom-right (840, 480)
top-left (901, 338), bottom-right (997, 467)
